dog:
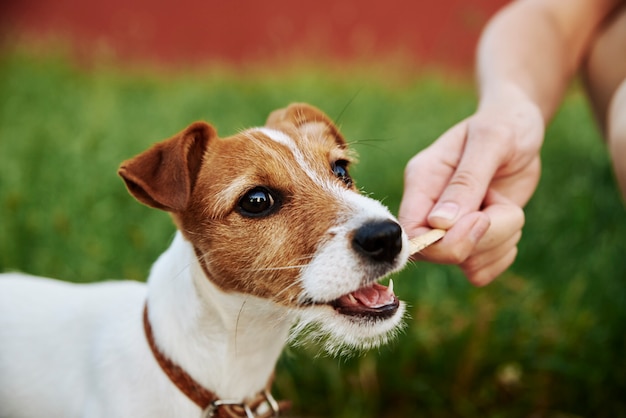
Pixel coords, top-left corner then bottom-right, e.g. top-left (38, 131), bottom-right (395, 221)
top-left (0, 103), bottom-right (410, 418)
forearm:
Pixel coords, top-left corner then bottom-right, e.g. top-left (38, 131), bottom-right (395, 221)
top-left (475, 0), bottom-right (620, 121)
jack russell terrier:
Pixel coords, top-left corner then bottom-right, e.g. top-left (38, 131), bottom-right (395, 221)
top-left (0, 103), bottom-right (414, 418)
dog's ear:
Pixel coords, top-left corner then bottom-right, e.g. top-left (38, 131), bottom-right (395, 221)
top-left (265, 103), bottom-right (346, 146)
top-left (118, 122), bottom-right (216, 212)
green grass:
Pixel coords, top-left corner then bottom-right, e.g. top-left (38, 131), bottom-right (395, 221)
top-left (1, 51), bottom-right (625, 417)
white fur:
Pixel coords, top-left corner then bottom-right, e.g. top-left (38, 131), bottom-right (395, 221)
top-left (253, 127), bottom-right (327, 188)
top-left (254, 126), bottom-right (411, 353)
top-left (300, 190), bottom-right (409, 303)
top-left (291, 302), bottom-right (406, 357)
top-left (295, 191), bottom-right (410, 355)
top-left (0, 233), bottom-right (292, 418)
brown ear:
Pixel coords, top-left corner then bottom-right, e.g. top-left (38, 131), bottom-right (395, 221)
top-left (265, 103), bottom-right (346, 146)
top-left (118, 122), bottom-right (216, 212)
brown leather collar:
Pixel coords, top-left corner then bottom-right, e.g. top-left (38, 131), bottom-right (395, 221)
top-left (143, 304), bottom-right (288, 417)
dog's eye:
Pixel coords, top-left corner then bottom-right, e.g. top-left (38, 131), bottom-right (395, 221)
top-left (332, 160), bottom-right (353, 187)
top-left (238, 187), bottom-right (277, 217)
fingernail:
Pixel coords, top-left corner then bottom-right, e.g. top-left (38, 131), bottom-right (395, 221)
top-left (429, 202), bottom-right (459, 223)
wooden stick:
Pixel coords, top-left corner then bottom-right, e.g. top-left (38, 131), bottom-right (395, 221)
top-left (408, 229), bottom-right (446, 255)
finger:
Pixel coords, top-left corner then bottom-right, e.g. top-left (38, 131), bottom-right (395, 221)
top-left (463, 245), bottom-right (519, 287)
top-left (428, 122), bottom-right (513, 229)
top-left (472, 189), bottom-right (525, 253)
top-left (490, 155), bottom-right (541, 207)
top-left (415, 189), bottom-right (523, 270)
top-left (459, 190), bottom-right (524, 285)
top-left (412, 211), bottom-right (490, 264)
top-left (399, 152), bottom-right (457, 233)
top-left (399, 120), bottom-right (472, 233)
top-left (398, 171), bottom-right (437, 233)
top-left (461, 231), bottom-right (522, 286)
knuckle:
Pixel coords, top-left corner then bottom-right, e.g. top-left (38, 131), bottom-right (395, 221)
top-left (470, 113), bottom-right (544, 159)
top-left (463, 246), bottom-right (519, 286)
top-left (420, 243), bottom-right (471, 265)
top-left (470, 120), bottom-right (516, 146)
top-left (447, 169), bottom-right (482, 192)
top-left (404, 155), bottom-right (420, 178)
top-left (404, 152), bottom-right (429, 178)
top-left (469, 120), bottom-right (519, 158)
top-left (466, 270), bottom-right (496, 287)
top-left (463, 261), bottom-right (497, 287)
top-left (511, 230), bottom-right (523, 246)
top-left (440, 245), bottom-right (472, 265)
top-left (515, 209), bottom-right (526, 230)
top-left (461, 256), bottom-right (484, 277)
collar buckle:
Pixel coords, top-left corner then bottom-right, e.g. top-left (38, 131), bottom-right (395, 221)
top-left (202, 390), bottom-right (280, 418)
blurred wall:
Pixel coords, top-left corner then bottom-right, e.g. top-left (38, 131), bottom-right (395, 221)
top-left (0, 0), bottom-right (509, 70)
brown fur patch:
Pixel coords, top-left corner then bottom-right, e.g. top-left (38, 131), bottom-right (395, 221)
top-left (120, 104), bottom-right (358, 306)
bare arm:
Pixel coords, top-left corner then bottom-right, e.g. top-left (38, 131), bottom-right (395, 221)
top-left (478, 0), bottom-right (621, 120)
top-left (400, 0), bottom-right (621, 285)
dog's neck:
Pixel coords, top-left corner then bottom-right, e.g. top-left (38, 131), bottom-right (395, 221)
top-left (145, 231), bottom-right (294, 402)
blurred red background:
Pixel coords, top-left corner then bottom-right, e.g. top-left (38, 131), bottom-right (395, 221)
top-left (0, 0), bottom-right (509, 71)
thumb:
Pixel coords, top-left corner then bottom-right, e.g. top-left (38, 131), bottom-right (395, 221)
top-left (428, 123), bottom-right (510, 229)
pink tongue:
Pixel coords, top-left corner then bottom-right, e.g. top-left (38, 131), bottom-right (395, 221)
top-left (345, 283), bottom-right (395, 308)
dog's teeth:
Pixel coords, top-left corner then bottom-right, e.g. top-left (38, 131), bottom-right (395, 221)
top-left (388, 279), bottom-right (394, 294)
top-left (348, 294), bottom-right (358, 304)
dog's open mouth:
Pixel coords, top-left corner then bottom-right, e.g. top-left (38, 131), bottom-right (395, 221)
top-left (329, 280), bottom-right (399, 319)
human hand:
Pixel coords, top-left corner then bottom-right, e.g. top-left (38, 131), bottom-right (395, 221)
top-left (399, 96), bottom-right (544, 285)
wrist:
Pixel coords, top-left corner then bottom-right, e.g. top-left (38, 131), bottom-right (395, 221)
top-left (478, 81), bottom-right (532, 108)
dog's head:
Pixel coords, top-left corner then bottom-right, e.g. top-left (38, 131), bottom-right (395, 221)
top-left (119, 103), bottom-right (410, 353)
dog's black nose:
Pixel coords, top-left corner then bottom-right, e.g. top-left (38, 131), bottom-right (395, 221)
top-left (352, 220), bottom-right (403, 263)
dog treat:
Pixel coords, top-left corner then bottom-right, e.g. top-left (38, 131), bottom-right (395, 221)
top-left (408, 229), bottom-right (446, 255)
